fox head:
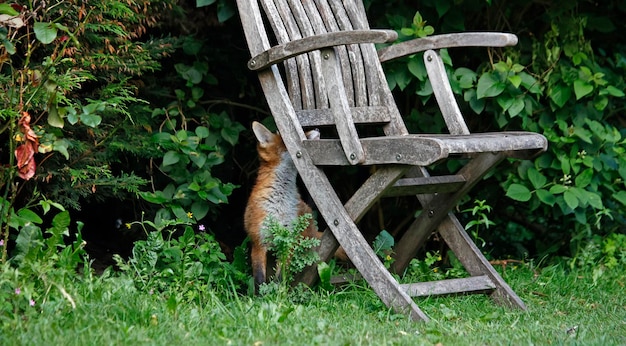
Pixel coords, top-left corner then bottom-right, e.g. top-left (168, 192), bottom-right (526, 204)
top-left (251, 122), bottom-right (319, 164)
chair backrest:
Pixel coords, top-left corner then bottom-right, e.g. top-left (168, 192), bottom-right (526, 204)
top-left (237, 0), bottom-right (409, 139)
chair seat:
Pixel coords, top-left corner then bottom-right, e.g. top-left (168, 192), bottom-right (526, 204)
top-left (303, 132), bottom-right (547, 166)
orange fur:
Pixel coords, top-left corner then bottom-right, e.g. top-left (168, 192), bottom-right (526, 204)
top-left (244, 122), bottom-right (320, 286)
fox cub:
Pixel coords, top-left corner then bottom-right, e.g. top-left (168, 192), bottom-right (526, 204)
top-left (244, 122), bottom-right (321, 286)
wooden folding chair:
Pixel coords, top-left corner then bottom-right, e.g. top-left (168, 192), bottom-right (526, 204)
top-left (236, 0), bottom-right (547, 321)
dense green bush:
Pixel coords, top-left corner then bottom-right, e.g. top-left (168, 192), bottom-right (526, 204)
top-left (368, 0), bottom-right (626, 259)
top-left (1, 0), bottom-right (245, 263)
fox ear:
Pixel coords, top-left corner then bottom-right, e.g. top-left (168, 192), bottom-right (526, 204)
top-left (252, 121), bottom-right (274, 147)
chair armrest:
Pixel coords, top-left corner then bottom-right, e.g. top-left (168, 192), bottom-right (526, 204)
top-left (248, 29), bottom-right (398, 71)
top-left (377, 32), bottom-right (517, 63)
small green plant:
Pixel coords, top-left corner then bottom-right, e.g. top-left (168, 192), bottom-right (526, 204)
top-left (399, 11), bottom-right (434, 39)
top-left (261, 214), bottom-right (320, 288)
top-left (0, 209), bottom-right (86, 324)
top-left (462, 199), bottom-right (495, 248)
top-left (570, 233), bottom-right (626, 284)
top-left (373, 230), bottom-right (395, 268)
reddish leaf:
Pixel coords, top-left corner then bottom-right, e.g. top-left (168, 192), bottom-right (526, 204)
top-left (15, 143), bottom-right (36, 180)
top-left (14, 112), bottom-right (39, 181)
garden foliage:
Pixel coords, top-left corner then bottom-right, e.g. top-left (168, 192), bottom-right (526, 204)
top-left (1, 0), bottom-right (242, 263)
top-left (369, 0), bottom-right (626, 258)
top-left (0, 0), bottom-right (625, 290)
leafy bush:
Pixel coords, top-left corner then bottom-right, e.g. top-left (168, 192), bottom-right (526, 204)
top-left (0, 0), bottom-right (181, 260)
top-left (114, 216), bottom-right (247, 300)
top-left (0, 209), bottom-right (86, 324)
top-left (371, 0), bottom-right (626, 259)
top-left (1, 0), bottom-right (245, 268)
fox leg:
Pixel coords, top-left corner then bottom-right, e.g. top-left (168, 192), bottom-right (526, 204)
top-left (250, 244), bottom-right (267, 288)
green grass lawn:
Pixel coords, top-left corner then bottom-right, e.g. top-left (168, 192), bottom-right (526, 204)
top-left (2, 263), bottom-right (625, 345)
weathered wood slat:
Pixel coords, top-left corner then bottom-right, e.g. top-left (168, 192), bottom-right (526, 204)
top-left (400, 275), bottom-right (496, 297)
top-left (248, 30), bottom-right (397, 71)
top-left (296, 106), bottom-right (391, 127)
top-left (303, 132), bottom-right (547, 166)
top-left (418, 132), bottom-right (548, 156)
top-left (424, 50), bottom-right (470, 135)
top-left (298, 0), bottom-right (330, 108)
top-left (383, 175), bottom-right (467, 197)
top-left (259, 0), bottom-right (303, 109)
top-left (321, 48), bottom-right (365, 164)
top-left (304, 136), bottom-right (448, 166)
top-left (378, 32), bottom-right (518, 62)
top-left (275, 0), bottom-right (315, 109)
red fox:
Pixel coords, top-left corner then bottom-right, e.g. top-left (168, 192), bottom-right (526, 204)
top-left (244, 122), bottom-right (321, 286)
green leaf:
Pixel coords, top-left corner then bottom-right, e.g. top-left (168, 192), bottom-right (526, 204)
top-left (47, 104), bottom-right (64, 128)
top-left (527, 168), bottom-right (547, 189)
top-left (53, 139), bottom-right (70, 160)
top-left (34, 22), bottom-right (58, 44)
top-left (189, 152), bottom-right (206, 169)
top-left (613, 191), bottom-right (626, 206)
top-left (195, 126), bottom-right (210, 139)
top-left (1, 36), bottom-right (16, 54)
top-left (496, 94), bottom-right (513, 111)
top-left (575, 168), bottom-right (593, 188)
top-left (80, 112), bottom-right (102, 127)
top-left (464, 89), bottom-right (484, 114)
top-left (604, 85), bottom-right (625, 97)
top-left (549, 184), bottom-right (568, 194)
top-left (548, 84), bottom-right (571, 108)
top-left (573, 80), bottom-right (593, 100)
top-left (586, 191), bottom-right (603, 209)
top-left (14, 224), bottom-right (43, 263)
top-left (191, 201), bottom-right (209, 220)
top-left (536, 189), bottom-right (556, 206)
top-left (221, 125), bottom-right (244, 146)
top-left (175, 64), bottom-right (203, 84)
top-left (407, 57), bottom-right (427, 81)
top-left (171, 204), bottom-right (189, 220)
top-left (206, 187), bottom-right (228, 204)
top-left (0, 4), bottom-right (19, 16)
top-left (52, 210), bottom-right (71, 231)
top-left (476, 73), bottom-right (505, 99)
top-left (506, 184), bottom-right (531, 202)
top-left (18, 208), bottom-right (43, 224)
top-left (139, 191), bottom-right (169, 204)
top-left (196, 0), bottom-right (216, 7)
top-left (317, 262), bottom-right (333, 291)
top-left (508, 97), bottom-right (525, 117)
top-left (519, 72), bottom-right (541, 94)
top-left (373, 230), bottom-right (394, 254)
top-left (563, 190), bottom-right (579, 209)
top-left (507, 75), bottom-right (522, 88)
top-left (435, 0), bottom-right (451, 17)
top-left (455, 68), bottom-right (476, 89)
top-left (400, 28), bottom-right (415, 36)
top-left (162, 151), bottom-right (180, 166)
top-left (217, 1), bottom-right (236, 23)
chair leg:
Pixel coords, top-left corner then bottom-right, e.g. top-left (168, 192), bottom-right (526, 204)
top-left (296, 164), bottom-right (429, 321)
top-left (296, 166), bottom-right (409, 286)
top-left (437, 214), bottom-right (527, 310)
top-left (391, 152), bottom-right (506, 274)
